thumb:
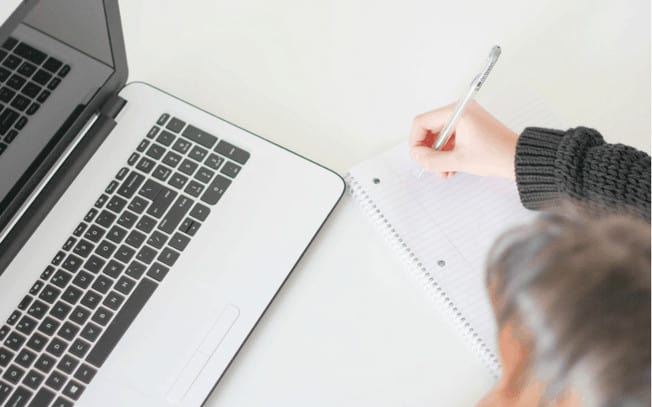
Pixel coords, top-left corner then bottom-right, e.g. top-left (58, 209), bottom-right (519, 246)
top-left (410, 145), bottom-right (461, 173)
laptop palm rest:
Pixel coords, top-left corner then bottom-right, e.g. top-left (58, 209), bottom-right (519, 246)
top-left (166, 304), bottom-right (240, 403)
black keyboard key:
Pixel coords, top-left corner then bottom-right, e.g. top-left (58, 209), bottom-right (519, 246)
top-left (153, 164), bottom-right (172, 181)
top-left (2, 37), bottom-right (17, 51)
top-left (32, 69), bottom-right (51, 86)
top-left (106, 225), bottom-right (128, 244)
top-left (205, 153), bottom-right (225, 170)
top-left (29, 281), bottom-right (44, 296)
top-left (146, 125), bottom-right (159, 139)
top-left (14, 43), bottom-right (47, 65)
top-left (80, 322), bottom-right (101, 343)
top-left (58, 64), bottom-right (71, 77)
top-left (0, 107), bottom-right (19, 135)
top-left (159, 196), bottom-right (192, 233)
top-left (51, 251), bottom-right (66, 266)
top-left (27, 300), bottom-right (49, 320)
top-left (147, 262), bottom-right (170, 284)
top-left (189, 203), bottom-right (210, 221)
top-left (62, 236), bottom-right (78, 251)
top-left (57, 322), bottom-right (80, 342)
top-left (7, 74), bottom-right (25, 91)
top-left (168, 172), bottom-right (188, 189)
top-left (125, 261), bottom-right (147, 280)
top-left (46, 370), bottom-right (66, 391)
top-left (156, 113), bottom-right (170, 125)
top-left (194, 167), bottom-right (215, 184)
top-left (91, 307), bottom-right (113, 326)
top-left (128, 196), bottom-right (149, 214)
top-left (73, 239), bottom-right (94, 258)
top-left (7, 310), bottom-right (21, 326)
top-left (182, 124), bottom-right (217, 148)
top-left (214, 140), bottom-right (250, 164)
top-left (45, 337), bottom-right (67, 358)
top-left (0, 87), bottom-right (15, 103)
top-left (38, 285), bottom-right (60, 304)
top-left (127, 152), bottom-right (139, 166)
top-left (162, 151), bottom-right (182, 168)
top-left (179, 159), bottom-right (198, 176)
top-left (48, 301), bottom-right (71, 321)
top-left (71, 271), bottom-right (94, 290)
top-left (16, 316), bottom-right (37, 336)
top-left (136, 138), bottom-right (149, 152)
top-left (69, 306), bottom-right (91, 326)
top-left (83, 255), bottom-right (105, 274)
top-left (51, 269), bottom-right (72, 289)
top-left (10, 94), bottom-right (30, 111)
top-left (0, 382), bottom-right (11, 404)
top-left (188, 145), bottom-right (208, 162)
top-left (87, 278), bottom-right (157, 367)
top-left (156, 130), bottom-right (176, 146)
top-left (0, 67), bottom-right (9, 82)
top-left (117, 171), bottom-right (145, 199)
top-left (14, 116), bottom-right (27, 130)
top-left (30, 387), bottom-right (55, 405)
top-left (2, 55), bottom-right (20, 69)
top-left (62, 379), bottom-right (85, 400)
top-left (136, 156), bottom-right (155, 173)
top-left (105, 180), bottom-right (119, 194)
top-left (91, 275), bottom-right (113, 295)
top-left (0, 325), bottom-right (8, 340)
top-left (61, 286), bottom-right (83, 305)
top-left (3, 364), bottom-right (25, 384)
top-left (169, 232), bottom-right (191, 251)
top-left (47, 77), bottom-right (62, 90)
top-left (136, 246), bottom-right (156, 265)
top-left (21, 81), bottom-right (39, 98)
top-left (136, 215), bottom-right (156, 234)
top-left (62, 254), bottom-right (83, 273)
top-left (201, 175), bottom-right (231, 205)
top-left (6, 385), bottom-right (30, 406)
top-left (95, 240), bottom-right (117, 259)
top-left (171, 138), bottom-right (191, 154)
top-left (106, 195), bottom-right (127, 213)
top-left (15, 349), bottom-right (36, 369)
top-left (147, 188), bottom-right (177, 218)
top-left (95, 210), bottom-right (116, 229)
top-left (43, 57), bottom-right (63, 73)
top-left (115, 244), bottom-right (136, 264)
top-left (117, 210), bottom-right (138, 229)
top-left (139, 179), bottom-right (162, 200)
top-left (102, 260), bottom-right (124, 279)
top-left (147, 231), bottom-right (167, 250)
top-left (0, 347), bottom-right (13, 367)
top-left (80, 291), bottom-right (102, 310)
top-left (4, 129), bottom-right (18, 142)
top-left (157, 248), bottom-right (180, 267)
top-left (166, 117), bottom-right (185, 133)
top-left (84, 224), bottom-right (105, 243)
top-left (102, 291), bottom-right (125, 311)
top-left (184, 180), bottom-right (204, 197)
top-left (145, 143), bottom-right (165, 160)
top-left (74, 363), bottom-right (97, 384)
top-left (37, 317), bottom-right (59, 336)
top-left (114, 276), bottom-right (136, 296)
top-left (17, 295), bottom-right (32, 311)
top-left (57, 355), bottom-right (78, 375)
top-left (17, 62), bottom-right (37, 77)
top-left (125, 230), bottom-right (146, 249)
top-left (36, 89), bottom-right (50, 103)
top-left (72, 222), bottom-right (87, 237)
top-left (34, 354), bottom-right (56, 374)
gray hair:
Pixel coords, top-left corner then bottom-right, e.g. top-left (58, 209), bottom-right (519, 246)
top-left (486, 211), bottom-right (650, 406)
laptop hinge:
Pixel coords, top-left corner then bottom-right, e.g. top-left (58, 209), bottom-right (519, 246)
top-left (99, 94), bottom-right (127, 120)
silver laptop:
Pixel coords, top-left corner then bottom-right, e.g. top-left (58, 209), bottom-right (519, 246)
top-left (0, 1), bottom-right (344, 406)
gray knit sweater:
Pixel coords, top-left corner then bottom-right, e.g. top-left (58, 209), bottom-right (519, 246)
top-left (515, 127), bottom-right (651, 222)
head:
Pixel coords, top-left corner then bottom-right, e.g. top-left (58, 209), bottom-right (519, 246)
top-left (478, 211), bottom-right (651, 407)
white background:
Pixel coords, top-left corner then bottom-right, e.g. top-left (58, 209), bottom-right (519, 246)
top-left (114, 1), bottom-right (649, 406)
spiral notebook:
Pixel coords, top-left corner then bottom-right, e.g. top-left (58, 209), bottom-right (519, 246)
top-left (346, 90), bottom-right (562, 375)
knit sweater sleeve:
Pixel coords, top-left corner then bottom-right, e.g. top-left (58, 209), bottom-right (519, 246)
top-left (515, 127), bottom-right (651, 222)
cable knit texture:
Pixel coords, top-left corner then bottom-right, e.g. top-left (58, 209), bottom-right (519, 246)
top-left (515, 127), bottom-right (651, 222)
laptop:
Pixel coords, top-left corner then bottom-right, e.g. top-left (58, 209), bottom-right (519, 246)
top-left (0, 1), bottom-right (344, 406)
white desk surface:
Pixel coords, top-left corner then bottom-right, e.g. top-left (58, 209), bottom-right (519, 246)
top-left (117, 1), bottom-right (650, 405)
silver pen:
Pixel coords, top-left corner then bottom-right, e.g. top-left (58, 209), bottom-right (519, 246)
top-left (417, 45), bottom-right (501, 177)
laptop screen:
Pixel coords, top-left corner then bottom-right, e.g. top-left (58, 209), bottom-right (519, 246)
top-left (0, 0), bottom-right (119, 231)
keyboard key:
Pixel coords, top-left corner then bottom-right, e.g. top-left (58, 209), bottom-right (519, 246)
top-left (80, 322), bottom-right (101, 343)
top-left (139, 179), bottom-right (162, 200)
top-left (162, 151), bottom-right (182, 168)
top-left (2, 55), bottom-right (20, 69)
top-left (3, 364), bottom-right (25, 384)
top-left (117, 171), bottom-right (145, 199)
top-left (2, 37), bottom-right (17, 50)
top-left (43, 56), bottom-right (63, 73)
top-left (37, 89), bottom-right (50, 103)
top-left (62, 379), bottom-right (85, 400)
top-left (91, 307), bottom-right (113, 326)
top-left (181, 124), bottom-right (217, 148)
top-left (147, 188), bottom-right (177, 218)
top-left (46, 370), bottom-right (66, 391)
top-left (14, 43), bottom-right (47, 65)
top-left (55, 353), bottom-right (76, 373)
top-left (21, 81), bottom-right (39, 98)
top-left (87, 278), bottom-right (156, 367)
top-left (61, 286), bottom-right (83, 305)
top-left (158, 248), bottom-right (180, 267)
top-left (17, 295), bottom-right (32, 311)
top-left (171, 138), bottom-right (191, 154)
top-left (136, 156), bottom-right (156, 173)
top-left (125, 261), bottom-right (147, 280)
top-left (16, 316), bottom-right (37, 336)
top-left (29, 281), bottom-right (44, 296)
top-left (58, 64), bottom-right (71, 77)
top-left (84, 224), bottom-right (105, 243)
top-left (34, 354), bottom-right (56, 374)
top-left (127, 152), bottom-right (139, 166)
top-left (62, 236), bottom-right (77, 251)
top-left (91, 275), bottom-right (113, 295)
top-left (105, 180), bottom-right (119, 194)
top-left (146, 125), bottom-right (159, 139)
top-left (136, 246), bottom-right (157, 264)
top-left (30, 387), bottom-right (55, 405)
top-left (146, 143), bottom-right (165, 160)
top-left (72, 222), bottom-right (87, 237)
top-left (51, 269), bottom-right (72, 289)
top-left (15, 349), bottom-right (36, 368)
top-left (205, 153), bottom-right (224, 170)
top-left (166, 117), bottom-right (185, 133)
top-left (189, 203), bottom-right (210, 221)
top-left (6, 385), bottom-right (31, 405)
top-left (184, 180), bottom-right (204, 197)
top-left (0, 382), bottom-right (11, 404)
top-left (4, 129), bottom-right (18, 142)
top-left (62, 254), bottom-right (83, 273)
top-left (180, 218), bottom-right (201, 236)
top-left (58, 322), bottom-right (80, 342)
top-left (7, 310), bottom-right (20, 325)
top-left (47, 77), bottom-right (62, 90)
top-left (0, 87), bottom-right (15, 103)
top-left (106, 225), bottom-right (128, 244)
top-left (194, 167), bottom-right (215, 184)
top-left (83, 255), bottom-right (105, 274)
top-left (125, 230), bottom-right (146, 249)
top-left (10, 94), bottom-right (29, 111)
top-left (69, 339), bottom-right (90, 359)
top-left (0, 107), bottom-right (19, 135)
top-left (136, 139), bottom-right (149, 152)
top-left (136, 215), bottom-right (156, 234)
top-left (179, 159), bottom-right (198, 175)
top-left (156, 113), bottom-right (170, 125)
top-left (32, 69), bottom-right (52, 85)
top-left (159, 196), bottom-right (193, 233)
top-left (0, 347), bottom-right (13, 367)
top-left (95, 210), bottom-right (117, 229)
top-left (117, 210), bottom-right (138, 229)
top-left (114, 244), bottom-right (136, 264)
top-left (106, 195), bottom-right (127, 213)
top-left (146, 262), bottom-right (169, 282)
top-left (147, 231), bottom-right (168, 249)
top-left (0, 325), bottom-right (8, 340)
top-left (168, 172), bottom-right (188, 189)
top-left (221, 161), bottom-right (242, 178)
top-left (51, 251), bottom-right (66, 266)
top-left (128, 196), bottom-right (149, 214)
top-left (28, 300), bottom-right (49, 319)
top-left (69, 306), bottom-right (91, 326)
top-left (214, 140), bottom-right (250, 164)
top-left (201, 175), bottom-right (231, 205)
top-left (188, 145), bottom-right (208, 162)
top-left (37, 317), bottom-right (59, 336)
top-left (95, 240), bottom-right (117, 259)
top-left (45, 337), bottom-right (67, 357)
top-left (0, 67), bottom-right (9, 82)
top-left (7, 74), bottom-right (26, 91)
top-left (17, 62), bottom-right (37, 77)
top-left (14, 116), bottom-right (27, 130)
top-left (169, 232), bottom-right (191, 251)
top-left (48, 301), bottom-right (71, 320)
top-left (80, 291), bottom-right (102, 310)
top-left (153, 164), bottom-right (172, 181)
top-left (156, 130), bottom-right (176, 146)
top-left (72, 271), bottom-right (94, 290)
top-left (38, 285), bottom-right (61, 304)
top-left (102, 260), bottom-right (124, 279)
top-left (74, 363), bottom-right (97, 384)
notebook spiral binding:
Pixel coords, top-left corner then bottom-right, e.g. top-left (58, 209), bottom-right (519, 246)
top-left (345, 173), bottom-right (501, 377)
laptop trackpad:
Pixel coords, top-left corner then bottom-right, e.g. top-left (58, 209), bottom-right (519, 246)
top-left (167, 304), bottom-right (240, 403)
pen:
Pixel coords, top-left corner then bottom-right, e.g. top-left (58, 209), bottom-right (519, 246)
top-left (417, 45), bottom-right (501, 178)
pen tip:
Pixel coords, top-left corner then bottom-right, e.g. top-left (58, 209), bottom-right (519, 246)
top-left (490, 45), bottom-right (502, 58)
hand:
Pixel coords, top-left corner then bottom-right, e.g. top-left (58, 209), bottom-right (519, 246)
top-left (408, 101), bottom-right (518, 179)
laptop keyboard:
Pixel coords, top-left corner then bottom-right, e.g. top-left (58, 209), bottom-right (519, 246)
top-left (0, 114), bottom-right (249, 406)
top-left (0, 37), bottom-right (70, 156)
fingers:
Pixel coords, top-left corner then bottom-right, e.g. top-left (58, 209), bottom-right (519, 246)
top-left (410, 145), bottom-right (460, 174)
top-left (408, 103), bottom-right (456, 148)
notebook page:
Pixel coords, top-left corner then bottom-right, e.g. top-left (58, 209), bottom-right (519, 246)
top-left (348, 144), bottom-right (535, 369)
